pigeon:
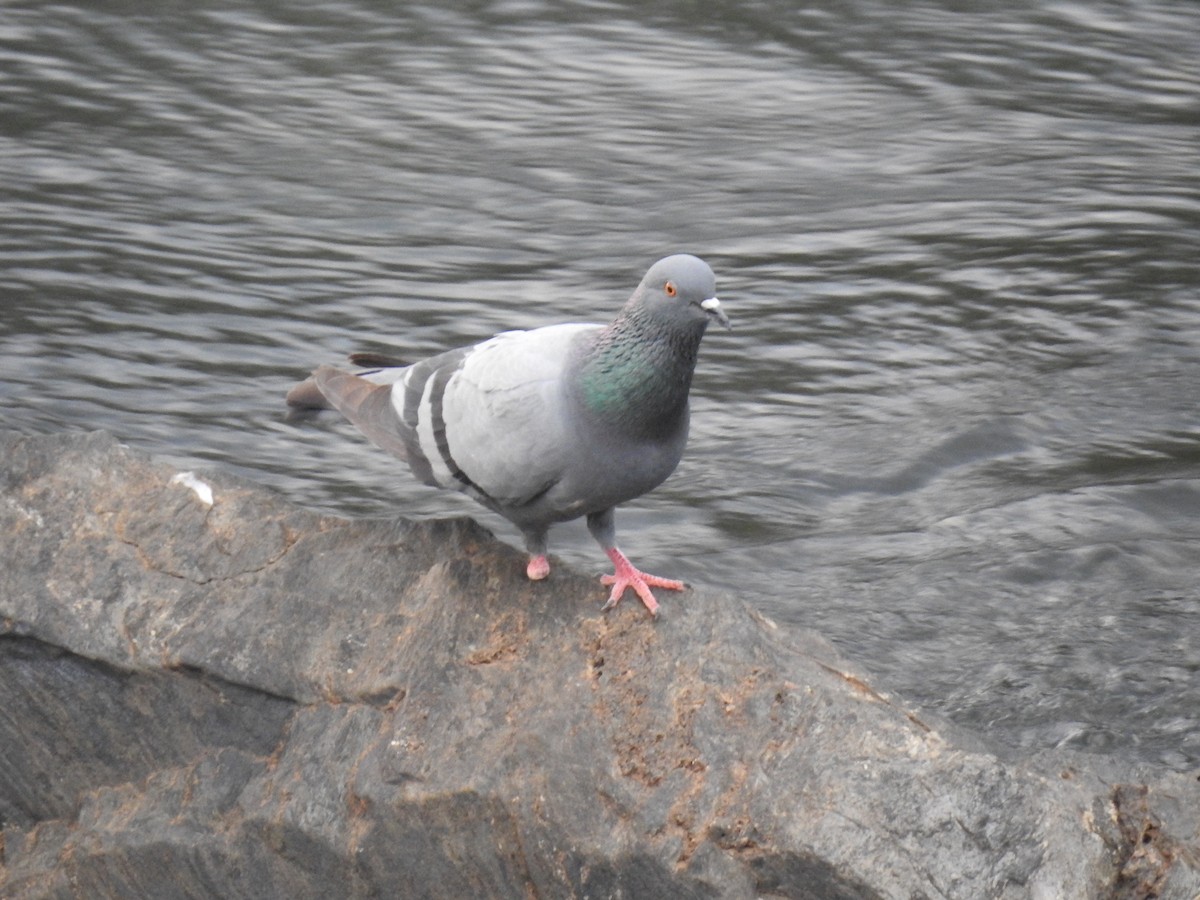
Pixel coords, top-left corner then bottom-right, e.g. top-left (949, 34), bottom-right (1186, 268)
top-left (286, 254), bottom-right (730, 616)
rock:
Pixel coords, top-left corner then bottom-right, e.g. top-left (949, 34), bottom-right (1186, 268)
top-left (0, 429), bottom-right (1197, 899)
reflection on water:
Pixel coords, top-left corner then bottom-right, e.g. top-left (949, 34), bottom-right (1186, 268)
top-left (2, 0), bottom-right (1198, 770)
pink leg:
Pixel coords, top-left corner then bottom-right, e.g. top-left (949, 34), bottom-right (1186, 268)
top-left (600, 547), bottom-right (685, 617)
top-left (526, 554), bottom-right (550, 581)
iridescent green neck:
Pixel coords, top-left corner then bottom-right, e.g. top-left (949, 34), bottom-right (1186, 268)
top-left (574, 310), bottom-right (703, 436)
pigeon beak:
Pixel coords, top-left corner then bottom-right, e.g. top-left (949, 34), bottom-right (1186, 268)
top-left (700, 296), bottom-right (732, 330)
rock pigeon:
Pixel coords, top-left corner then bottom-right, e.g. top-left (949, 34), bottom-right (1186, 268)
top-left (287, 254), bottom-right (729, 616)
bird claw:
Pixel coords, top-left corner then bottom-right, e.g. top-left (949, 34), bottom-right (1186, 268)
top-left (599, 594), bottom-right (624, 613)
top-left (601, 579), bottom-right (658, 617)
top-left (599, 564), bottom-right (684, 617)
top-left (600, 572), bottom-right (685, 590)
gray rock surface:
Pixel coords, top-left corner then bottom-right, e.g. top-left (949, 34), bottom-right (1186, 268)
top-left (1, 429), bottom-right (1197, 899)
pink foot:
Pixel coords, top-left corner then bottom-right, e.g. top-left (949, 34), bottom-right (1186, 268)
top-left (600, 548), bottom-right (685, 617)
top-left (526, 554), bottom-right (550, 581)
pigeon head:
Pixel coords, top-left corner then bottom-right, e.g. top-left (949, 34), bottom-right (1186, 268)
top-left (571, 254), bottom-right (728, 437)
top-left (629, 254), bottom-right (731, 332)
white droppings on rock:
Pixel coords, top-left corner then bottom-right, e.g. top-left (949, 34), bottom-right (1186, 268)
top-left (171, 471), bottom-right (214, 507)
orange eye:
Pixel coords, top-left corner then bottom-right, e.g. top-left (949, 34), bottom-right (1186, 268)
top-left (664, 281), bottom-right (677, 297)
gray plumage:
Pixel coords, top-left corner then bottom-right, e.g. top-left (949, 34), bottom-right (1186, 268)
top-left (287, 254), bottom-right (729, 615)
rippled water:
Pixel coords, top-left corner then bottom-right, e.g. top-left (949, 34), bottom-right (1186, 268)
top-left (2, 0), bottom-right (1198, 771)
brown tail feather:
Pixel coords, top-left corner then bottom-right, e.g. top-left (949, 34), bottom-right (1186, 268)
top-left (311, 365), bottom-right (411, 462)
top-left (286, 350), bottom-right (406, 410)
top-left (285, 376), bottom-right (332, 410)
